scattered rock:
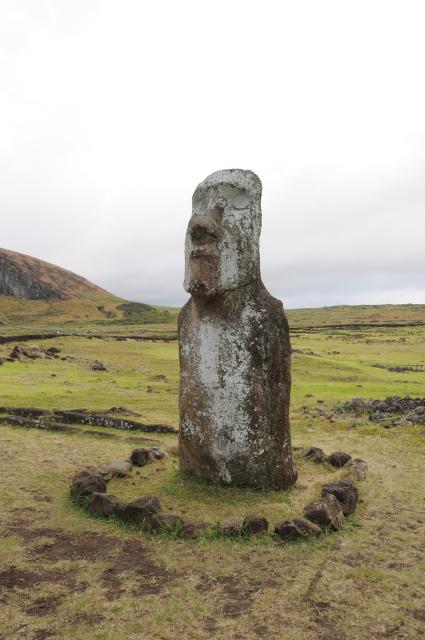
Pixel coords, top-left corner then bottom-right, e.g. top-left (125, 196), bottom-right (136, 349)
top-left (149, 513), bottom-right (183, 532)
top-left (146, 386), bottom-right (153, 393)
top-left (338, 396), bottom-right (425, 426)
top-left (242, 515), bottom-right (269, 536)
top-left (46, 347), bottom-right (61, 355)
top-left (98, 460), bottom-right (132, 480)
top-left (120, 496), bottom-right (161, 524)
top-left (218, 517), bottom-right (244, 537)
top-left (70, 469), bottom-right (107, 502)
top-left (91, 360), bottom-right (107, 371)
top-left (327, 451), bottom-right (352, 468)
top-left (274, 518), bottom-right (322, 540)
top-left (109, 406), bottom-right (137, 416)
top-left (322, 480), bottom-right (359, 516)
top-left (300, 446), bottom-right (326, 463)
top-left (152, 375), bottom-right (168, 382)
top-left (342, 458), bottom-right (368, 481)
top-left (303, 494), bottom-right (345, 531)
top-left (179, 517), bottom-right (209, 539)
top-left (149, 447), bottom-right (166, 460)
top-left (89, 493), bottom-right (123, 517)
top-left (130, 448), bottom-right (151, 467)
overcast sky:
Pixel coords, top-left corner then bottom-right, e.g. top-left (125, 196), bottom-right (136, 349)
top-left (1, 1), bottom-right (424, 308)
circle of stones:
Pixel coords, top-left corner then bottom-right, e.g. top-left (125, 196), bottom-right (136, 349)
top-left (69, 446), bottom-right (367, 542)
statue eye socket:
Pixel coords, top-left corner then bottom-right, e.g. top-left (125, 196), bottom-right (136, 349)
top-left (191, 223), bottom-right (219, 243)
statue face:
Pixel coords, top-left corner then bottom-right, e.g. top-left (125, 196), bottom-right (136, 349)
top-left (184, 170), bottom-right (262, 298)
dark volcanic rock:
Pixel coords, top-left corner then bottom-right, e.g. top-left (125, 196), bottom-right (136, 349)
top-left (322, 480), bottom-right (359, 516)
top-left (89, 493), bottom-right (123, 517)
top-left (242, 515), bottom-right (269, 535)
top-left (300, 446), bottom-right (326, 463)
top-left (303, 494), bottom-right (345, 531)
top-left (120, 496), bottom-right (161, 524)
top-left (91, 360), bottom-right (107, 371)
top-left (218, 517), bottom-right (244, 537)
top-left (149, 513), bottom-right (183, 532)
top-left (98, 460), bottom-right (132, 480)
top-left (339, 396), bottom-right (425, 426)
top-left (342, 458), bottom-right (368, 481)
top-left (327, 451), bottom-right (352, 468)
top-left (274, 518), bottom-right (322, 540)
top-left (70, 469), bottom-right (107, 502)
top-left (179, 517), bottom-right (209, 539)
top-left (130, 448), bottom-right (151, 467)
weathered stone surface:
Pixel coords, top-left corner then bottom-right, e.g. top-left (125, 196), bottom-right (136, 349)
top-left (274, 518), bottom-right (322, 540)
top-left (120, 496), bottom-right (161, 524)
top-left (89, 492), bottom-right (123, 517)
top-left (70, 468), bottom-right (107, 502)
top-left (300, 446), bottom-right (326, 463)
top-left (327, 451), bottom-right (352, 468)
top-left (303, 494), bottom-right (345, 531)
top-left (91, 360), bottom-right (107, 371)
top-left (342, 458), bottom-right (368, 481)
top-left (150, 447), bottom-right (166, 460)
top-left (149, 513), bottom-right (183, 532)
top-left (242, 515), bottom-right (269, 535)
top-left (130, 448), bottom-right (151, 467)
top-left (322, 480), bottom-right (359, 516)
top-left (218, 517), bottom-right (244, 537)
top-left (179, 517), bottom-right (209, 539)
top-left (178, 169), bottom-right (297, 489)
top-left (98, 460), bottom-right (132, 480)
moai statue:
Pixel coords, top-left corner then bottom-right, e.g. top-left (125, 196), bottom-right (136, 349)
top-left (178, 169), bottom-right (297, 489)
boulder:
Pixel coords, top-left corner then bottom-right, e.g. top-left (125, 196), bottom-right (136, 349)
top-left (149, 447), bottom-right (166, 460)
top-left (218, 517), bottom-right (244, 537)
top-left (303, 494), bottom-right (345, 531)
top-left (242, 515), bottom-right (269, 535)
top-left (274, 518), bottom-right (322, 540)
top-left (179, 517), bottom-right (209, 539)
top-left (322, 480), bottom-right (359, 516)
top-left (120, 496), bottom-right (161, 524)
top-left (327, 451), bottom-right (352, 468)
top-left (149, 513), bottom-right (183, 532)
top-left (89, 492), bottom-right (123, 517)
top-left (130, 448), bottom-right (151, 467)
top-left (300, 447), bottom-right (326, 463)
top-left (91, 360), bottom-right (107, 371)
top-left (98, 460), bottom-right (132, 480)
top-left (70, 468), bottom-right (107, 502)
top-left (342, 458), bottom-right (368, 481)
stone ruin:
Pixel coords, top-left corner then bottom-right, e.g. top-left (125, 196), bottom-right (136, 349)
top-left (178, 169), bottom-right (298, 489)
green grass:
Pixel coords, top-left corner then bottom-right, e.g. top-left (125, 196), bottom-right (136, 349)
top-left (0, 307), bottom-right (425, 639)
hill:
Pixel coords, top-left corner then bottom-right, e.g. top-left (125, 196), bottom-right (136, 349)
top-left (0, 248), bottom-right (175, 330)
top-left (0, 247), bottom-right (109, 300)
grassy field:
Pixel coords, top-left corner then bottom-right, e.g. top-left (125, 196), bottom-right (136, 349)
top-left (0, 307), bottom-right (425, 639)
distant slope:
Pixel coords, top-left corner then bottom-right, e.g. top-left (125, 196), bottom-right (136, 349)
top-left (0, 248), bottom-right (175, 328)
top-left (0, 248), bottom-right (423, 332)
top-left (0, 248), bottom-right (108, 300)
top-left (286, 304), bottom-right (425, 328)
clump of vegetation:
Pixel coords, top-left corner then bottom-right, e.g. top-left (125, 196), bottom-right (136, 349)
top-left (115, 302), bottom-right (175, 325)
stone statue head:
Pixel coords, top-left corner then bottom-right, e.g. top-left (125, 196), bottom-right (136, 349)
top-left (184, 169), bottom-right (262, 298)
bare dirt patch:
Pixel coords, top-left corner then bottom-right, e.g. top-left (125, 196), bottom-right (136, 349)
top-left (71, 612), bottom-right (105, 625)
top-left (7, 523), bottom-right (173, 602)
